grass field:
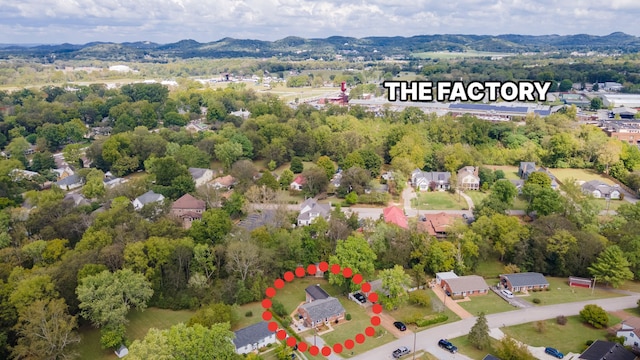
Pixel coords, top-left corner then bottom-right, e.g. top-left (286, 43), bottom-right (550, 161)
top-left (594, 198), bottom-right (626, 211)
top-left (523, 277), bottom-right (623, 306)
top-left (412, 51), bottom-right (514, 59)
top-left (449, 334), bottom-right (500, 360)
top-left (501, 315), bottom-right (620, 355)
top-left (484, 165), bottom-right (519, 180)
top-left (475, 260), bottom-right (505, 280)
top-left (411, 191), bottom-right (468, 210)
top-left (548, 168), bottom-right (615, 185)
top-left (459, 293), bottom-right (516, 316)
top-left (464, 191), bottom-right (488, 207)
top-left (77, 308), bottom-right (195, 360)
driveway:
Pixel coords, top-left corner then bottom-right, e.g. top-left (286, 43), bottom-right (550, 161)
top-left (491, 287), bottom-right (533, 308)
top-left (368, 307), bottom-right (413, 339)
top-left (431, 285), bottom-right (474, 319)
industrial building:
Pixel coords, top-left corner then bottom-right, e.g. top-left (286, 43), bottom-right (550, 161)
top-left (600, 93), bottom-right (640, 108)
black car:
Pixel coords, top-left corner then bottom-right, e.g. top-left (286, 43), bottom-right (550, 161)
top-left (438, 339), bottom-right (458, 353)
top-left (393, 321), bottom-right (407, 331)
top-left (353, 292), bottom-right (367, 303)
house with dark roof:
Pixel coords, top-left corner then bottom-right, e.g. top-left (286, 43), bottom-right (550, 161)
top-left (499, 272), bottom-right (549, 293)
top-left (188, 167), bottom-right (215, 187)
top-left (132, 190), bottom-right (165, 210)
top-left (238, 210), bottom-right (277, 231)
top-left (579, 339), bottom-right (636, 360)
top-left (233, 321), bottom-right (277, 355)
top-left (297, 198), bottom-right (331, 226)
top-left (411, 169), bottom-right (451, 191)
top-left (581, 180), bottom-right (621, 200)
top-left (54, 174), bottom-right (83, 190)
top-left (383, 206), bottom-right (408, 229)
top-left (482, 355), bottom-right (501, 360)
top-left (457, 166), bottom-right (480, 190)
top-left (305, 285), bottom-right (330, 303)
top-left (518, 162), bottom-right (536, 179)
top-left (63, 193), bottom-right (90, 207)
top-left (441, 275), bottom-right (489, 297)
top-left (171, 194), bottom-right (206, 229)
top-left (298, 297), bottom-right (346, 328)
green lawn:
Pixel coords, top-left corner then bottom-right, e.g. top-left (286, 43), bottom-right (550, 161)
top-left (77, 308), bottom-right (195, 360)
top-left (233, 301), bottom-right (269, 330)
top-left (548, 168), bottom-right (615, 185)
top-left (411, 191), bottom-right (468, 210)
top-left (501, 315), bottom-right (619, 355)
top-left (594, 198), bottom-right (626, 211)
top-left (389, 291), bottom-right (460, 331)
top-left (484, 165), bottom-right (520, 180)
top-left (511, 195), bottom-right (528, 211)
top-left (618, 280), bottom-right (640, 293)
top-left (464, 191), bottom-right (488, 208)
top-left (271, 278), bottom-right (343, 315)
top-left (449, 334), bottom-right (500, 360)
top-left (524, 277), bottom-right (623, 306)
top-left (459, 293), bottom-right (516, 316)
top-left (475, 260), bottom-right (505, 280)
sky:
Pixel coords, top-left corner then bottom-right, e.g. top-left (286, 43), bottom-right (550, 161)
top-left (0, 0), bottom-right (639, 44)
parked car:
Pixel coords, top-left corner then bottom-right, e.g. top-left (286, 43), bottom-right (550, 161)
top-left (438, 339), bottom-right (457, 353)
top-left (392, 346), bottom-right (410, 358)
top-left (353, 292), bottom-right (367, 303)
top-left (545, 347), bottom-right (564, 359)
top-left (501, 289), bottom-right (514, 298)
top-left (393, 321), bottom-right (407, 331)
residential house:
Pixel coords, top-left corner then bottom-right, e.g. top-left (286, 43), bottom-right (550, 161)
top-left (55, 174), bottom-right (83, 190)
top-left (53, 166), bottom-right (74, 181)
top-left (238, 210), bottom-right (277, 231)
top-left (518, 162), bottom-right (536, 179)
top-left (305, 285), bottom-right (330, 303)
top-left (441, 275), bottom-right (489, 297)
top-left (509, 179), bottom-right (525, 194)
top-left (132, 190), bottom-right (165, 210)
top-left (435, 271), bottom-right (459, 286)
top-left (411, 169), bottom-right (451, 191)
top-left (381, 171), bottom-right (394, 181)
top-left (171, 194), bottom-right (206, 229)
top-left (210, 175), bottom-right (236, 190)
top-left (297, 198), bottom-right (331, 226)
top-left (330, 171), bottom-right (342, 188)
top-left (420, 212), bottom-right (461, 238)
top-left (579, 340), bottom-right (635, 360)
top-left (382, 206), bottom-right (408, 229)
top-left (298, 297), bottom-right (346, 328)
top-left (10, 169), bottom-right (40, 181)
top-left (290, 175), bottom-right (306, 191)
top-left (616, 322), bottom-right (640, 348)
top-left (230, 109), bottom-right (251, 119)
top-left (482, 355), bottom-right (501, 360)
top-left (233, 321), bottom-right (277, 355)
top-left (581, 180), bottom-right (621, 199)
top-left (63, 193), bottom-right (90, 207)
top-left (185, 121), bottom-right (208, 133)
top-left (189, 167), bottom-right (215, 187)
top-left (457, 166), bottom-right (480, 190)
top-left (499, 272), bottom-right (549, 293)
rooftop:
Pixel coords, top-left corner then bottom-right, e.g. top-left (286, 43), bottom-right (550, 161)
top-left (305, 285), bottom-right (330, 301)
top-left (500, 272), bottom-right (549, 287)
top-left (233, 321), bottom-right (273, 349)
top-left (443, 275), bottom-right (489, 293)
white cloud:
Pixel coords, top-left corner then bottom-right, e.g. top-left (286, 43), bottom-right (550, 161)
top-left (0, 0), bottom-right (636, 43)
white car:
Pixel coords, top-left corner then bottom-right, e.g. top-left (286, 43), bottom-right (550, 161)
top-left (501, 289), bottom-right (514, 298)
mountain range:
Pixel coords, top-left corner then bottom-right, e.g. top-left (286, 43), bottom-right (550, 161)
top-left (1, 32), bottom-right (639, 62)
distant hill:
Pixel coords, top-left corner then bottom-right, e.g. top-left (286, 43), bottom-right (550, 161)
top-left (1, 33), bottom-right (638, 62)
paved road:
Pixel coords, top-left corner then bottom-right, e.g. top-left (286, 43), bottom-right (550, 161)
top-left (350, 294), bottom-right (640, 360)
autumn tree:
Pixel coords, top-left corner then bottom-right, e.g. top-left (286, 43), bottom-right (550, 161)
top-left (495, 335), bottom-right (536, 360)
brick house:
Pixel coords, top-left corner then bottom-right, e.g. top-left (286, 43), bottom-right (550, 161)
top-left (499, 272), bottom-right (549, 293)
top-left (441, 275), bottom-right (489, 297)
top-left (171, 193), bottom-right (206, 229)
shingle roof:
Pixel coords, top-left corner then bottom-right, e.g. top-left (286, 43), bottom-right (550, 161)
top-left (482, 355), bottom-right (501, 360)
top-left (55, 174), bottom-right (81, 187)
top-left (172, 193), bottom-right (205, 210)
top-left (501, 272), bottom-right (549, 287)
top-left (135, 190), bottom-right (164, 205)
top-left (238, 210), bottom-right (277, 231)
top-left (299, 297), bottom-right (345, 323)
top-left (305, 285), bottom-right (330, 301)
top-left (233, 321), bottom-right (273, 349)
top-left (383, 206), bottom-right (408, 229)
top-left (188, 167), bottom-right (210, 180)
top-left (443, 275), bottom-right (489, 293)
top-left (579, 340), bottom-right (636, 360)
top-left (582, 180), bottom-right (619, 196)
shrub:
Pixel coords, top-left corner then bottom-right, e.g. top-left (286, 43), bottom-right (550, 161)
top-left (556, 315), bottom-right (568, 325)
top-left (620, 193), bottom-right (625, 201)
top-left (532, 298), bottom-right (541, 304)
top-left (586, 340), bottom-right (593, 346)
top-left (345, 313), bottom-right (352, 321)
top-left (415, 314), bottom-right (448, 327)
top-left (271, 300), bottom-right (288, 317)
top-left (245, 311), bottom-right (253, 317)
top-left (534, 320), bottom-right (546, 333)
top-left (408, 290), bottom-right (431, 307)
top-left (580, 304), bottom-right (609, 329)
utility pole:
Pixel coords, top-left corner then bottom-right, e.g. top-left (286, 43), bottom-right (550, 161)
top-left (592, 276), bottom-right (596, 296)
top-left (412, 332), bottom-right (417, 360)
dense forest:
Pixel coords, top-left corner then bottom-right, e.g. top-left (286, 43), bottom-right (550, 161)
top-left (1, 81), bottom-right (640, 358)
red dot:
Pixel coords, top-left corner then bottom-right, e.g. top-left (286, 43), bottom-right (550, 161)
top-left (268, 321), bottom-right (278, 332)
top-left (372, 303), bottom-right (383, 314)
top-left (309, 346), bottom-right (319, 356)
top-left (344, 339), bottom-right (355, 349)
top-left (287, 337), bottom-right (297, 347)
top-left (361, 282), bottom-right (371, 293)
top-left (342, 267), bottom-right (353, 278)
top-left (368, 292), bottom-right (379, 303)
top-left (352, 273), bottom-right (363, 284)
top-left (321, 346), bottom-right (332, 356)
top-left (318, 261), bottom-right (329, 272)
top-left (330, 264), bottom-right (341, 274)
top-left (295, 267), bottom-right (306, 278)
top-left (298, 342), bottom-right (308, 352)
top-left (307, 264), bottom-right (317, 275)
top-left (274, 278), bottom-right (285, 289)
top-left (355, 334), bottom-right (365, 343)
top-left (365, 327), bottom-right (375, 337)
top-left (266, 287), bottom-right (276, 298)
top-left (262, 311), bottom-right (272, 321)
top-left (262, 299), bottom-right (272, 309)
top-left (333, 343), bottom-right (343, 354)
top-left (284, 271), bottom-right (295, 282)
top-left (277, 330), bottom-right (287, 340)
top-left (371, 316), bottom-right (381, 326)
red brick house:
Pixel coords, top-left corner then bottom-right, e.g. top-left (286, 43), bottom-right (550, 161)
top-left (441, 275), bottom-right (489, 297)
top-left (171, 194), bottom-right (206, 229)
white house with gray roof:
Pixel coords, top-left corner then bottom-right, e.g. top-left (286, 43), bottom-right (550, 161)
top-left (54, 174), bottom-right (83, 190)
top-left (411, 169), bottom-right (451, 191)
top-left (581, 180), bottom-right (621, 199)
top-left (188, 167), bottom-right (215, 187)
top-left (297, 198), bottom-right (331, 226)
top-left (233, 321), bottom-right (277, 354)
top-left (132, 190), bottom-right (165, 210)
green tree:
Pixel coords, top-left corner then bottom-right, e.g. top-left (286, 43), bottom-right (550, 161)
top-left (12, 298), bottom-right (80, 360)
top-left (290, 157), bottom-right (304, 174)
top-left (63, 143), bottom-right (84, 167)
top-left (301, 167), bottom-right (329, 197)
top-left (82, 168), bottom-right (106, 199)
top-left (495, 335), bottom-right (536, 360)
top-left (189, 209), bottom-right (232, 245)
top-left (579, 304), bottom-right (609, 329)
top-left (279, 169), bottom-right (294, 190)
top-left (30, 151), bottom-right (56, 173)
top-left (127, 323), bottom-right (236, 360)
top-left (214, 141), bottom-right (243, 170)
top-left (379, 265), bottom-right (412, 310)
top-left (491, 179), bottom-right (517, 204)
top-left (591, 97), bottom-right (603, 110)
top-left (186, 303), bottom-right (235, 328)
top-left (558, 79), bottom-right (573, 92)
top-left (145, 156), bottom-right (189, 187)
top-left (468, 312), bottom-right (490, 350)
top-left (316, 155), bottom-right (335, 180)
top-left (256, 170), bottom-right (279, 190)
top-left (588, 245), bottom-right (634, 288)
top-left (329, 236), bottom-right (377, 292)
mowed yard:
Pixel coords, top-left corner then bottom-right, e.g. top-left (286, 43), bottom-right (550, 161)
top-left (412, 191), bottom-right (468, 210)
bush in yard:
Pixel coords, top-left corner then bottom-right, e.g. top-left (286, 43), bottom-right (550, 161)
top-left (245, 311), bottom-right (253, 317)
top-left (415, 314), bottom-right (448, 327)
top-left (556, 315), bottom-right (568, 325)
top-left (586, 340), bottom-right (593, 346)
top-left (346, 313), bottom-right (352, 321)
top-left (271, 300), bottom-right (288, 317)
top-left (534, 320), bottom-right (546, 333)
top-left (532, 298), bottom-right (541, 304)
top-left (580, 304), bottom-right (609, 329)
top-left (408, 290), bottom-right (431, 307)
